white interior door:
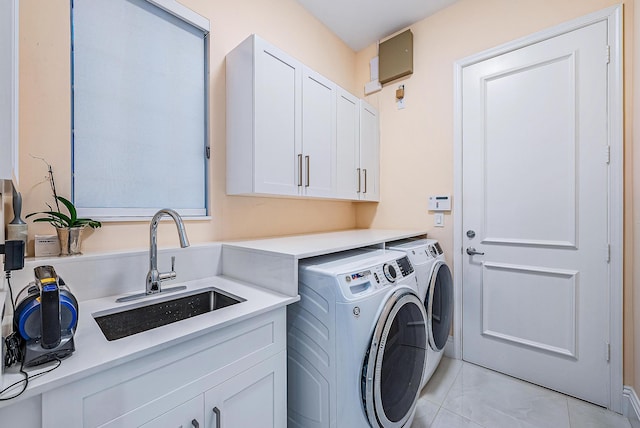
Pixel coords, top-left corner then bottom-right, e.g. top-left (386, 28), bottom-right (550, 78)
top-left (461, 20), bottom-right (611, 406)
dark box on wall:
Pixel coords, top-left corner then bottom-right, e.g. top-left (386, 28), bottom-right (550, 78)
top-left (379, 29), bottom-right (413, 85)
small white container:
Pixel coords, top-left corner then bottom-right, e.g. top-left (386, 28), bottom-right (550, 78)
top-left (35, 234), bottom-right (61, 257)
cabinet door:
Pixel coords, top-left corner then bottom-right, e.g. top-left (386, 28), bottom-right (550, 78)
top-left (139, 395), bottom-right (204, 428)
top-left (0, 0), bottom-right (18, 182)
top-left (335, 88), bottom-right (360, 200)
top-left (359, 101), bottom-right (380, 201)
top-left (205, 351), bottom-right (286, 428)
top-left (301, 68), bottom-right (335, 198)
top-left (254, 40), bottom-right (301, 196)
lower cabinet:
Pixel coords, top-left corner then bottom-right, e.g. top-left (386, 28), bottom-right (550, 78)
top-left (137, 352), bottom-right (286, 428)
top-left (39, 308), bottom-right (286, 428)
top-left (205, 352), bottom-right (286, 427)
top-left (140, 395), bottom-right (204, 428)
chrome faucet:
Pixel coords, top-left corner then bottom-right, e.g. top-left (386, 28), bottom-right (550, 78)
top-left (146, 209), bottom-right (190, 295)
top-left (115, 209), bottom-right (190, 303)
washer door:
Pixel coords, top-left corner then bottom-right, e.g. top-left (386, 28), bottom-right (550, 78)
top-left (362, 289), bottom-right (427, 427)
top-left (427, 260), bottom-right (453, 351)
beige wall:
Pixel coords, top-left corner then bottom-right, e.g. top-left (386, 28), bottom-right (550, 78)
top-left (633, 0), bottom-right (640, 397)
top-left (8, 0), bottom-right (639, 392)
top-left (354, 0), bottom-right (635, 386)
top-left (12, 0), bottom-right (360, 254)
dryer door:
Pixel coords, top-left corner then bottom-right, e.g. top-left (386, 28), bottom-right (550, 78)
top-left (362, 289), bottom-right (427, 427)
top-left (427, 260), bottom-right (453, 352)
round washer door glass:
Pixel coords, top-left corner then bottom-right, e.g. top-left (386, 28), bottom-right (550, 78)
top-left (362, 290), bottom-right (427, 427)
top-left (427, 261), bottom-right (453, 351)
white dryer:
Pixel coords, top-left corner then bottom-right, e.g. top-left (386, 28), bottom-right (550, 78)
top-left (387, 239), bottom-right (453, 387)
top-left (288, 249), bottom-right (427, 428)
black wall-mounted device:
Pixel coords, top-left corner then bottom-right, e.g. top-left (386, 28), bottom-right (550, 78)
top-left (1, 240), bottom-right (25, 272)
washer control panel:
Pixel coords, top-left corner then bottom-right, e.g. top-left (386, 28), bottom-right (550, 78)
top-left (388, 239), bottom-right (444, 267)
top-left (342, 257), bottom-right (414, 298)
top-left (396, 256), bottom-right (414, 276)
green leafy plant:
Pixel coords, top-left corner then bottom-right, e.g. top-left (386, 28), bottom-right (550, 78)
top-left (27, 196), bottom-right (101, 229)
top-left (26, 157), bottom-right (101, 229)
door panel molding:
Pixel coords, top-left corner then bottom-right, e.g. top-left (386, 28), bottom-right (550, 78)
top-left (453, 5), bottom-right (623, 412)
top-left (481, 262), bottom-right (578, 358)
top-left (481, 238), bottom-right (577, 248)
top-left (480, 52), bottom-right (579, 248)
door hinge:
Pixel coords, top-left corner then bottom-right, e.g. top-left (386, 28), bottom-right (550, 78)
top-left (605, 244), bottom-right (611, 263)
top-left (606, 342), bottom-right (611, 362)
top-left (605, 145), bottom-right (611, 164)
top-left (605, 45), bottom-right (611, 64)
top-left (206, 146), bottom-right (211, 159)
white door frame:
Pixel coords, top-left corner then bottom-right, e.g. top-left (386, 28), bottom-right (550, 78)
top-left (452, 5), bottom-right (623, 412)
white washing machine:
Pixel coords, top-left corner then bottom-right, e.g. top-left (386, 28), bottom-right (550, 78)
top-left (288, 249), bottom-right (427, 428)
top-left (387, 238), bottom-right (453, 387)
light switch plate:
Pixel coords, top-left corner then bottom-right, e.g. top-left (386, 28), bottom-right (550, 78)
top-left (434, 213), bottom-right (444, 227)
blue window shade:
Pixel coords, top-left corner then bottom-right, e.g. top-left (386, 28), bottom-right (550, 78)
top-left (72, 0), bottom-right (209, 219)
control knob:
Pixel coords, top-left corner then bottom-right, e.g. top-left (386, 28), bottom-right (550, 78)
top-left (383, 264), bottom-right (397, 283)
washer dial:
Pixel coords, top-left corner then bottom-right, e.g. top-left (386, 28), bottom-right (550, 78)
top-left (383, 264), bottom-right (397, 283)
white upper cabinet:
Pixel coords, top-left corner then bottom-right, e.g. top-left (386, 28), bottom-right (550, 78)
top-left (335, 92), bottom-right (380, 202)
top-left (226, 34), bottom-right (379, 202)
top-left (301, 67), bottom-right (336, 198)
top-left (359, 100), bottom-right (380, 201)
top-left (335, 88), bottom-right (360, 200)
top-left (0, 0), bottom-right (18, 183)
top-left (227, 35), bottom-right (302, 196)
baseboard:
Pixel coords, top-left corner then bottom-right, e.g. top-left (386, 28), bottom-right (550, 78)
top-left (444, 335), bottom-right (455, 359)
top-left (623, 386), bottom-right (640, 428)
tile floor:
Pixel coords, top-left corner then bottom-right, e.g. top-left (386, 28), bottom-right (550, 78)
top-left (411, 357), bottom-right (633, 428)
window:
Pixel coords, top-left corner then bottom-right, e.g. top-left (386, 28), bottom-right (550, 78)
top-left (71, 0), bottom-right (210, 219)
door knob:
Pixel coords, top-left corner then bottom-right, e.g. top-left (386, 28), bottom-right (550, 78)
top-left (466, 247), bottom-right (485, 256)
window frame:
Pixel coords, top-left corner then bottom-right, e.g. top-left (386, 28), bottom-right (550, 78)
top-left (70, 0), bottom-right (211, 221)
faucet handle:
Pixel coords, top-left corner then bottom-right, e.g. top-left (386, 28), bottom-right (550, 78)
top-left (157, 256), bottom-right (178, 283)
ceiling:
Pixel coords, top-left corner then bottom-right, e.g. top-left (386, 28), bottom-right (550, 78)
top-left (295, 0), bottom-right (460, 51)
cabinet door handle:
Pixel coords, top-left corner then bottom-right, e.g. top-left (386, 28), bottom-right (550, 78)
top-left (191, 419), bottom-right (200, 428)
top-left (212, 407), bottom-right (221, 428)
top-left (298, 154), bottom-right (303, 187)
top-left (363, 169), bottom-right (367, 194)
top-left (305, 155), bottom-right (310, 187)
top-left (357, 168), bottom-right (361, 193)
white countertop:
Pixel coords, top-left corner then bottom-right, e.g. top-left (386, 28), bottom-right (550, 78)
top-left (0, 229), bottom-right (425, 406)
top-left (223, 229), bottom-right (427, 259)
top-left (0, 275), bottom-right (298, 406)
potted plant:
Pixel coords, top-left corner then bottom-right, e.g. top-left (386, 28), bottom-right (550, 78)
top-left (26, 159), bottom-right (101, 255)
top-left (27, 196), bottom-right (101, 256)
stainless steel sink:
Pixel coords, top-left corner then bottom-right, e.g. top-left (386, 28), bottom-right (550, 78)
top-left (93, 287), bottom-right (245, 341)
